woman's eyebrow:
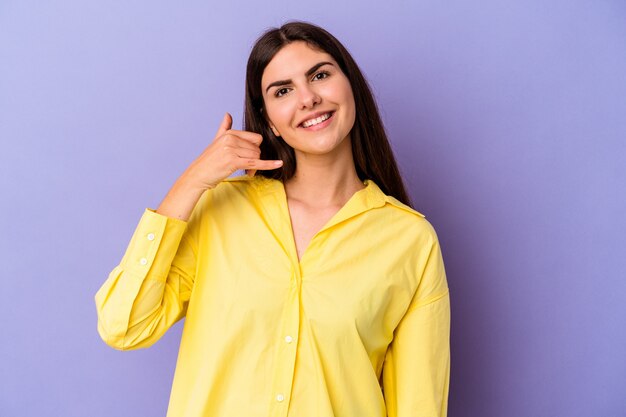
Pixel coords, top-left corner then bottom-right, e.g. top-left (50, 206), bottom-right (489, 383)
top-left (265, 61), bottom-right (334, 93)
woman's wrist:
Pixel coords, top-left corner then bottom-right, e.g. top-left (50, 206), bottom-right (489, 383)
top-left (156, 176), bottom-right (207, 221)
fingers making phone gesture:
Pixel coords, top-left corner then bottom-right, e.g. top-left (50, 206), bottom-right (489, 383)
top-left (185, 112), bottom-right (283, 191)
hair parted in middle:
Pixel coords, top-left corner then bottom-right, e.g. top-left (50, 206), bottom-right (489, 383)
top-left (243, 20), bottom-right (413, 208)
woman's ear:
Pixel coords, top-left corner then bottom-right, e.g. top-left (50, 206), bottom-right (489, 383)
top-left (261, 107), bottom-right (281, 137)
top-left (270, 124), bottom-right (281, 137)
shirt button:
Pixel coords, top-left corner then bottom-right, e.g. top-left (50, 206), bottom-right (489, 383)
top-left (276, 394), bottom-right (284, 402)
top-left (147, 233), bottom-right (155, 241)
top-left (284, 335), bottom-right (293, 343)
top-left (139, 257), bottom-right (148, 265)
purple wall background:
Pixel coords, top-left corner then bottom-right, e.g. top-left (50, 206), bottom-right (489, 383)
top-left (1, 1), bottom-right (624, 416)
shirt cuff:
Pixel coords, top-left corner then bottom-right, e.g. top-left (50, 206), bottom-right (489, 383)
top-left (120, 208), bottom-right (188, 279)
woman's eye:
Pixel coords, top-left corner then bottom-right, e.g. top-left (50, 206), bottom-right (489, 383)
top-left (313, 71), bottom-right (330, 81)
top-left (275, 88), bottom-right (290, 97)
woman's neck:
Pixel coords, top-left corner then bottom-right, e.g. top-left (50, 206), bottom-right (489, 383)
top-left (283, 138), bottom-right (365, 208)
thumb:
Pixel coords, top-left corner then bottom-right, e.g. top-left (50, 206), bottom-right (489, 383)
top-left (216, 112), bottom-right (232, 137)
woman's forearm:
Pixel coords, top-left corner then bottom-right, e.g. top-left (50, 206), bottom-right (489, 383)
top-left (156, 174), bottom-right (207, 222)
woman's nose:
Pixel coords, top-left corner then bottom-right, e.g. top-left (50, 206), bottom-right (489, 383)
top-left (297, 85), bottom-right (321, 109)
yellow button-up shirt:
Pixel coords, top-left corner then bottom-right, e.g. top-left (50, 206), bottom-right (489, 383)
top-left (95, 175), bottom-right (450, 417)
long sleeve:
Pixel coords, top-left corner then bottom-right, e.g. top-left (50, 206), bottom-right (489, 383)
top-left (94, 207), bottom-right (198, 351)
top-left (382, 236), bottom-right (451, 417)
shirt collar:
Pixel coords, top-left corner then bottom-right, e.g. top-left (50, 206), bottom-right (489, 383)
top-left (226, 175), bottom-right (424, 265)
top-left (251, 175), bottom-right (424, 223)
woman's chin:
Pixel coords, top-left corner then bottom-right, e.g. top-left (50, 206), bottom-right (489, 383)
top-left (295, 139), bottom-right (347, 157)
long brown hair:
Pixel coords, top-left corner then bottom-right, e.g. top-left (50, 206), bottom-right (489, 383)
top-left (243, 20), bottom-right (413, 207)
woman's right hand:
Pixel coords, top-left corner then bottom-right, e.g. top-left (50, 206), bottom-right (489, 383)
top-left (184, 112), bottom-right (283, 191)
top-left (156, 113), bottom-right (283, 221)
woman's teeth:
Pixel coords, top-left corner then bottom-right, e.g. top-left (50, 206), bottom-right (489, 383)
top-left (302, 112), bottom-right (332, 128)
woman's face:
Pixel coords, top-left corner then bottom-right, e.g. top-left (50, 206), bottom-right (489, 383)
top-left (261, 41), bottom-right (356, 157)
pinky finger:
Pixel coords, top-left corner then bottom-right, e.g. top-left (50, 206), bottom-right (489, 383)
top-left (247, 159), bottom-right (283, 171)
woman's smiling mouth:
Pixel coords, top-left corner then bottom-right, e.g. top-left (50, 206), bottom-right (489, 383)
top-left (299, 111), bottom-right (335, 131)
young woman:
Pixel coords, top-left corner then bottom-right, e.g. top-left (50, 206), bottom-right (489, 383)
top-left (95, 21), bottom-right (451, 417)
